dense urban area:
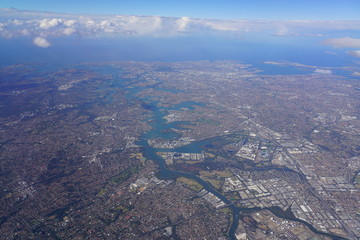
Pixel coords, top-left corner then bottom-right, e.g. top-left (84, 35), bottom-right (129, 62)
top-left (0, 60), bottom-right (359, 240)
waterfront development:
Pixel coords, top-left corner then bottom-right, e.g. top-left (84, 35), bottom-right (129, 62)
top-left (0, 60), bottom-right (359, 240)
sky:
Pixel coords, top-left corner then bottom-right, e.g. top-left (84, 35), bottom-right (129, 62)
top-left (1, 0), bottom-right (360, 20)
top-left (1, 0), bottom-right (360, 68)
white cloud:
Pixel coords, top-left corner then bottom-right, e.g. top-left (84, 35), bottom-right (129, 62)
top-left (33, 37), bottom-right (50, 48)
top-left (314, 68), bottom-right (332, 74)
top-left (203, 21), bottom-right (238, 31)
top-left (21, 29), bottom-right (30, 35)
top-left (80, 17), bottom-right (95, 27)
top-left (1, 9), bottom-right (360, 43)
top-left (273, 26), bottom-right (290, 36)
top-left (63, 28), bottom-right (75, 35)
top-left (151, 16), bottom-right (162, 31)
top-left (347, 50), bottom-right (360, 58)
top-left (11, 19), bottom-right (23, 25)
top-left (322, 37), bottom-right (360, 48)
top-left (176, 17), bottom-right (190, 31)
top-left (64, 19), bottom-right (77, 27)
top-left (141, 16), bottom-right (162, 34)
top-left (39, 18), bottom-right (63, 29)
top-left (100, 20), bottom-right (109, 27)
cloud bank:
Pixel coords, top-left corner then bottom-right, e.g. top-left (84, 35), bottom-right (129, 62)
top-left (1, 8), bottom-right (360, 48)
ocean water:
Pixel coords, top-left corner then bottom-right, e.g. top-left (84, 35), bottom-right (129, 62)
top-left (0, 33), bottom-right (358, 76)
